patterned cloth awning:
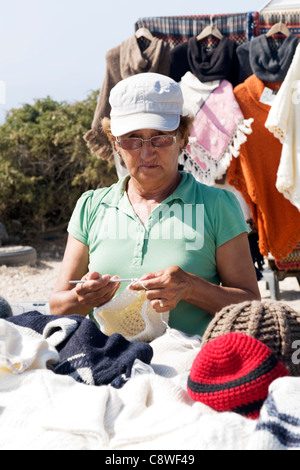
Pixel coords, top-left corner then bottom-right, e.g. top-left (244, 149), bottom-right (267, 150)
top-left (135, 13), bottom-right (259, 48)
top-left (135, 11), bottom-right (300, 47)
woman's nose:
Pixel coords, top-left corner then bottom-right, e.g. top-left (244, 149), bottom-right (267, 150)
top-left (140, 140), bottom-right (156, 157)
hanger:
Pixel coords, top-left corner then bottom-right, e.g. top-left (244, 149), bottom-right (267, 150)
top-left (135, 20), bottom-right (154, 42)
top-left (265, 15), bottom-right (291, 38)
top-left (197, 16), bottom-right (224, 41)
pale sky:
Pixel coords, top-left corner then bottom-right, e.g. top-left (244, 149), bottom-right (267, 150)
top-left (0, 0), bottom-right (264, 123)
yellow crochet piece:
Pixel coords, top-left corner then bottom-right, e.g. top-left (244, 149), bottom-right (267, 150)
top-left (94, 289), bottom-right (169, 343)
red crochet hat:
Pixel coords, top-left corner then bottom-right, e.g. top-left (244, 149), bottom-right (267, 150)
top-left (187, 332), bottom-right (290, 419)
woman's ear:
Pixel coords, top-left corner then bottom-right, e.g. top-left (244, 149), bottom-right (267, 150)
top-left (178, 134), bottom-right (186, 152)
top-left (114, 139), bottom-right (121, 154)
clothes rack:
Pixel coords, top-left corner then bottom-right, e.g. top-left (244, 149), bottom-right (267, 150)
top-left (135, 11), bottom-right (300, 46)
top-left (134, 13), bottom-right (257, 48)
top-left (258, 11), bottom-right (300, 37)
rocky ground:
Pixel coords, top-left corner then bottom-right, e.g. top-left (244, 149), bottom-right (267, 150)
top-left (0, 234), bottom-right (299, 314)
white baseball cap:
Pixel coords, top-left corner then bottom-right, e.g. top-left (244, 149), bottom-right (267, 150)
top-left (109, 73), bottom-right (184, 137)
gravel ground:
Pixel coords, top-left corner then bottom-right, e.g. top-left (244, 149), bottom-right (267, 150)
top-left (0, 235), bottom-right (299, 314)
top-left (0, 235), bottom-right (66, 307)
top-left (0, 260), bottom-right (62, 304)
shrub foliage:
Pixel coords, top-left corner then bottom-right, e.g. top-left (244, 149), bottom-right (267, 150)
top-left (0, 91), bottom-right (117, 240)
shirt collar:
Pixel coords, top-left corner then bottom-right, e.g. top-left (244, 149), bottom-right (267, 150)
top-left (101, 175), bottom-right (130, 207)
top-left (101, 172), bottom-right (198, 208)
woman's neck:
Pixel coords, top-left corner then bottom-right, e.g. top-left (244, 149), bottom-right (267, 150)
top-left (126, 173), bottom-right (182, 223)
top-left (127, 172), bottom-right (182, 204)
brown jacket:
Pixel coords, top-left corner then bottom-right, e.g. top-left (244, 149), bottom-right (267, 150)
top-left (84, 35), bottom-right (171, 159)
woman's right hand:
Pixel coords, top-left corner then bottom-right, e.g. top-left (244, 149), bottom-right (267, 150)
top-left (50, 236), bottom-right (121, 316)
top-left (74, 271), bottom-right (121, 309)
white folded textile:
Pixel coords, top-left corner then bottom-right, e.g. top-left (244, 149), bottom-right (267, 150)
top-left (1, 318), bottom-right (300, 450)
top-left (0, 319), bottom-right (59, 375)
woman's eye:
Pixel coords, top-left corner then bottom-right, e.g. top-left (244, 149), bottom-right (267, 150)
top-left (125, 133), bottom-right (139, 138)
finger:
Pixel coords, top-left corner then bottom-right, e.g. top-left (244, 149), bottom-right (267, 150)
top-left (110, 275), bottom-right (121, 287)
top-left (129, 272), bottom-right (157, 291)
top-left (87, 271), bottom-right (102, 281)
top-left (77, 281), bottom-right (119, 307)
top-left (130, 274), bottom-right (166, 291)
top-left (94, 286), bottom-right (119, 306)
top-left (152, 298), bottom-right (169, 312)
top-left (81, 271), bottom-right (111, 283)
top-left (129, 280), bottom-right (146, 291)
top-left (145, 289), bottom-right (166, 301)
top-left (139, 271), bottom-right (163, 281)
top-left (76, 274), bottom-right (112, 293)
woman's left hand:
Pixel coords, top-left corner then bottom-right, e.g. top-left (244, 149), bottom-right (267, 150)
top-left (129, 266), bottom-right (190, 312)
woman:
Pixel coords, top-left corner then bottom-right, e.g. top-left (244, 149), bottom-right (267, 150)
top-left (50, 73), bottom-right (260, 337)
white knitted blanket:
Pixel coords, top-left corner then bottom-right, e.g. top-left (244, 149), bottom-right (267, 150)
top-left (0, 319), bottom-right (300, 450)
top-left (265, 44), bottom-right (300, 211)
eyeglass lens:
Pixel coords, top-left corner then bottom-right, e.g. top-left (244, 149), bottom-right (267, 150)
top-left (118, 134), bottom-right (176, 150)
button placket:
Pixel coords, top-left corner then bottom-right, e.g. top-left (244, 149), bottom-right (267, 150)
top-left (132, 224), bottom-right (148, 266)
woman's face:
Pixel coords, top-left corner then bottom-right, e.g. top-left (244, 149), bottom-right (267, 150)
top-left (115, 129), bottom-right (184, 186)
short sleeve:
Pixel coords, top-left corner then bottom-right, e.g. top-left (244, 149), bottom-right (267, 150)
top-left (213, 189), bottom-right (250, 248)
top-left (67, 190), bottom-right (95, 245)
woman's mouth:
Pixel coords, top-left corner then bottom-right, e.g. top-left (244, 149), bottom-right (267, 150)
top-left (139, 163), bottom-right (159, 169)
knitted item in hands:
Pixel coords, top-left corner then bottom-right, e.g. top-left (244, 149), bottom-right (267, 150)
top-left (201, 300), bottom-right (300, 377)
top-left (94, 289), bottom-right (169, 343)
top-left (187, 332), bottom-right (289, 419)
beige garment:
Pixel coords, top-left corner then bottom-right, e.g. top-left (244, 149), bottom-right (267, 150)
top-left (84, 35), bottom-right (171, 160)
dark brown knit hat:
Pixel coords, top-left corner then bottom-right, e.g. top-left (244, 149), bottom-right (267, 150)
top-left (202, 301), bottom-right (300, 377)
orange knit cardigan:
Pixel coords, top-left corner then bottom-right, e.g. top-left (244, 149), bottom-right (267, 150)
top-left (227, 75), bottom-right (300, 260)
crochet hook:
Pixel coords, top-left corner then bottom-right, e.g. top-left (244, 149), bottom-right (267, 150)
top-left (69, 278), bottom-right (139, 285)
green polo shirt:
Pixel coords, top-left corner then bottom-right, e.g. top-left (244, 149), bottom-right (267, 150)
top-left (68, 172), bottom-right (250, 337)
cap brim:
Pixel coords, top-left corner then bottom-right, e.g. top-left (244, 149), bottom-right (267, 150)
top-left (111, 113), bottom-right (180, 137)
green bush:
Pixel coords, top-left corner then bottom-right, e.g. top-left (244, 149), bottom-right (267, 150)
top-left (0, 91), bottom-right (117, 241)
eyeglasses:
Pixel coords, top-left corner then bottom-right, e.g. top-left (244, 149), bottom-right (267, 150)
top-left (116, 133), bottom-right (177, 151)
